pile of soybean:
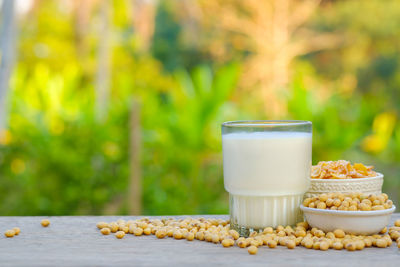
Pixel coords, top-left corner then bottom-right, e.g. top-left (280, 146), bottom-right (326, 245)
top-left (97, 218), bottom-right (400, 255)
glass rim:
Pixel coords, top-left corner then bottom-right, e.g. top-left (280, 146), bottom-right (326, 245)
top-left (222, 120), bottom-right (312, 127)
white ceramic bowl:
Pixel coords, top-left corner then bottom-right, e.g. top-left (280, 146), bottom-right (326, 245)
top-left (300, 204), bottom-right (395, 235)
top-left (305, 173), bottom-right (383, 198)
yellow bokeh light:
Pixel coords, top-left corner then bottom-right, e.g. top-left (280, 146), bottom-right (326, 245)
top-left (11, 158), bottom-right (26, 174)
top-left (102, 142), bottom-right (120, 159)
top-left (0, 130), bottom-right (13, 145)
top-left (49, 119), bottom-right (65, 135)
top-left (361, 112), bottom-right (397, 153)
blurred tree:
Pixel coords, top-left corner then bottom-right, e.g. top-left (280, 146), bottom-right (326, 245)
top-left (198, 0), bottom-right (343, 116)
top-left (151, 1), bottom-right (210, 72)
top-left (95, 0), bottom-right (112, 120)
top-left (0, 0), bottom-right (16, 130)
top-left (151, 1), bottom-right (181, 71)
top-left (131, 0), bottom-right (156, 53)
top-left (73, 0), bottom-right (95, 58)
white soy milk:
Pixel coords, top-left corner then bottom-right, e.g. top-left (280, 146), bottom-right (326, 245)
top-left (222, 131), bottom-right (312, 229)
top-left (223, 131), bottom-right (312, 195)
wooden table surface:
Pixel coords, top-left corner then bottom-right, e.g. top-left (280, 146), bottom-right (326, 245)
top-left (0, 214), bottom-right (399, 266)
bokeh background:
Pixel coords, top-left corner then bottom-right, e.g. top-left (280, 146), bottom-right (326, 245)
top-left (0, 0), bottom-right (399, 216)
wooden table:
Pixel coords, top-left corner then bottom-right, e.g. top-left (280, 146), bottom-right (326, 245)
top-left (0, 215), bottom-right (399, 266)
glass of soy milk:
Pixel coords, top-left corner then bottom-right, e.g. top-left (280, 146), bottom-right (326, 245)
top-left (222, 120), bottom-right (312, 236)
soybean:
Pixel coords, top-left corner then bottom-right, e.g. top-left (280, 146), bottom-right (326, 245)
top-left (248, 245), bottom-right (258, 255)
top-left (115, 231), bottom-right (125, 239)
top-left (41, 219), bottom-right (50, 227)
top-left (4, 230), bottom-right (15, 238)
top-left (101, 228), bottom-right (111, 235)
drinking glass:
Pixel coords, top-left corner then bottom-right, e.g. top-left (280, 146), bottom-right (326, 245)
top-left (222, 120), bottom-right (312, 236)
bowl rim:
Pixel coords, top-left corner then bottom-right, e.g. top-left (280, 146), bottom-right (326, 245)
top-left (309, 172), bottom-right (383, 182)
top-left (300, 204), bottom-right (395, 216)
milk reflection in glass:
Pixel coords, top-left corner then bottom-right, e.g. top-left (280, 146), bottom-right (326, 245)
top-left (222, 121), bottom-right (312, 232)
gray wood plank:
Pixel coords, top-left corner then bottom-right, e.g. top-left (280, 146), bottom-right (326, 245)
top-left (0, 214), bottom-right (399, 267)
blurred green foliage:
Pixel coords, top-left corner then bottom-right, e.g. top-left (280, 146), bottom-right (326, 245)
top-left (0, 0), bottom-right (399, 215)
top-left (151, 2), bottom-right (208, 72)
